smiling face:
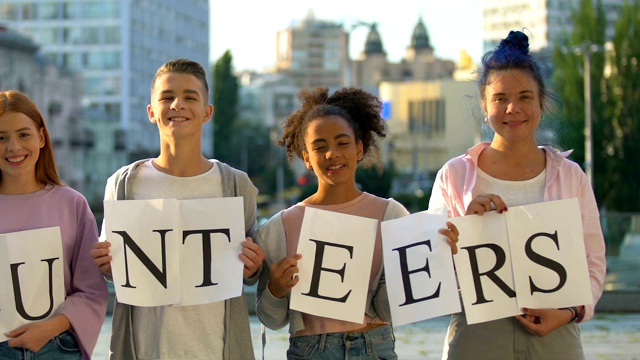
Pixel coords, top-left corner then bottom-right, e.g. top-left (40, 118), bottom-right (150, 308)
top-left (483, 68), bottom-right (542, 144)
top-left (0, 111), bottom-right (45, 184)
top-left (147, 72), bottom-right (213, 143)
top-left (302, 115), bottom-right (363, 189)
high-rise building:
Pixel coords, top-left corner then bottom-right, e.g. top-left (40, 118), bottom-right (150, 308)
top-left (0, 25), bottom-right (87, 192)
top-left (483, 0), bottom-right (626, 53)
top-left (276, 10), bottom-right (349, 90)
top-left (1, 0), bottom-right (210, 204)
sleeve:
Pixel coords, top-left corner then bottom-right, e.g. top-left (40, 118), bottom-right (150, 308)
top-left (429, 165), bottom-right (453, 217)
top-left (254, 219), bottom-right (291, 330)
top-left (236, 171), bottom-right (260, 285)
top-left (60, 200), bottom-right (109, 359)
top-left (577, 170), bottom-right (607, 322)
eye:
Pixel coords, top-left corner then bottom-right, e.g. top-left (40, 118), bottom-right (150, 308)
top-left (313, 146), bottom-right (326, 152)
top-left (19, 132), bottom-right (31, 138)
top-left (0, 135), bottom-right (7, 142)
top-left (338, 142), bottom-right (350, 146)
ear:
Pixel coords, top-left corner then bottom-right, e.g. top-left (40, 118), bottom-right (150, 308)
top-left (147, 104), bottom-right (156, 124)
top-left (356, 140), bottom-right (364, 161)
top-left (38, 128), bottom-right (45, 148)
top-left (302, 150), bottom-right (312, 170)
top-left (203, 104), bottom-right (214, 123)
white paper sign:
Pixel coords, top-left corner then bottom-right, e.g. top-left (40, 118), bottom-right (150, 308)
top-left (506, 198), bottom-right (592, 309)
top-left (104, 197), bottom-right (245, 307)
top-left (290, 208), bottom-right (378, 323)
top-left (381, 208), bottom-right (460, 326)
top-left (450, 212), bottom-right (521, 324)
top-left (105, 199), bottom-right (181, 306)
top-left (0, 227), bottom-right (65, 342)
top-left (179, 198), bottom-right (245, 306)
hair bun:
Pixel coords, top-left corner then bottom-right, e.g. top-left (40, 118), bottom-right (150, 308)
top-left (497, 31), bottom-right (529, 52)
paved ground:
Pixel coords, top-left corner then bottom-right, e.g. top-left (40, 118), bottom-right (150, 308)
top-left (93, 312), bottom-right (640, 359)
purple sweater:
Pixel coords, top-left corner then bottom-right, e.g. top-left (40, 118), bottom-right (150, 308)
top-left (0, 184), bottom-right (108, 359)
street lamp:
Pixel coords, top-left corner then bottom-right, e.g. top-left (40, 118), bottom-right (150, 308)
top-left (561, 41), bottom-right (612, 189)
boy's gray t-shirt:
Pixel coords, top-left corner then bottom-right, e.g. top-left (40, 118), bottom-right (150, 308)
top-left (129, 161), bottom-right (225, 359)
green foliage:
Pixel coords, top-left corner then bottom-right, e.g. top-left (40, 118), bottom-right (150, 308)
top-left (552, 0), bottom-right (640, 211)
top-left (212, 50), bottom-right (238, 164)
top-left (258, 160), bottom-right (296, 195)
top-left (355, 164), bottom-right (393, 198)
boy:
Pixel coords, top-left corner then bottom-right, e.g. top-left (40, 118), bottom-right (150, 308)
top-left (90, 58), bottom-right (264, 359)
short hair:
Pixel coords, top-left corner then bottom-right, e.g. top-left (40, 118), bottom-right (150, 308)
top-left (279, 86), bottom-right (387, 171)
top-left (0, 90), bottom-right (63, 186)
top-left (151, 58), bottom-right (209, 95)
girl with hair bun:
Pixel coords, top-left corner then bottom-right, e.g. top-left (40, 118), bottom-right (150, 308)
top-left (255, 86), bottom-right (459, 359)
top-left (429, 30), bottom-right (606, 359)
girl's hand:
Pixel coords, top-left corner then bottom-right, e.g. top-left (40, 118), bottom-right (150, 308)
top-left (465, 193), bottom-right (508, 215)
top-left (515, 307), bottom-right (574, 337)
top-left (268, 254), bottom-right (302, 298)
top-left (439, 221), bottom-right (460, 254)
top-left (6, 315), bottom-right (71, 352)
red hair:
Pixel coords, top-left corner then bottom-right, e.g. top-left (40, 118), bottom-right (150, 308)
top-left (0, 90), bottom-right (64, 186)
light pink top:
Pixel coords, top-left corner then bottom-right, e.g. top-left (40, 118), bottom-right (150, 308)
top-left (429, 142), bottom-right (606, 322)
top-left (281, 192), bottom-right (389, 335)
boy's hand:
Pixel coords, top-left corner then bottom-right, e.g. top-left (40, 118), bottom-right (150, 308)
top-left (90, 241), bottom-right (112, 276)
top-left (240, 237), bottom-right (265, 279)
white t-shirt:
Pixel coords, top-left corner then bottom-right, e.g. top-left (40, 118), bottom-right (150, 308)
top-left (130, 160), bottom-right (226, 360)
top-left (475, 167), bottom-right (546, 206)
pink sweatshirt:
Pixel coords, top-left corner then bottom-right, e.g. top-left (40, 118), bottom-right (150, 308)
top-left (0, 184), bottom-right (108, 358)
top-left (429, 142), bottom-right (606, 322)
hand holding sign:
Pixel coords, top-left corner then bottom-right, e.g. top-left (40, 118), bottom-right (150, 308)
top-left (268, 254), bottom-right (302, 299)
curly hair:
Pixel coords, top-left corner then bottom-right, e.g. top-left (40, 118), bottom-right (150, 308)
top-left (279, 86), bottom-right (387, 171)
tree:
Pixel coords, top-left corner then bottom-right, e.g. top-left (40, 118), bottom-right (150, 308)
top-left (551, 0), bottom-right (640, 211)
top-left (212, 50), bottom-right (238, 165)
top-left (606, 0), bottom-right (640, 211)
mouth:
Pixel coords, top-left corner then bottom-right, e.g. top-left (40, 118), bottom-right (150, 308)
top-left (326, 164), bottom-right (346, 173)
top-left (503, 120), bottom-right (527, 126)
top-left (6, 155), bottom-right (27, 163)
top-left (169, 116), bottom-right (189, 122)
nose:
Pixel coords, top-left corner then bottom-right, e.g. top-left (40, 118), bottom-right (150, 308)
top-left (325, 145), bottom-right (340, 159)
top-left (7, 136), bottom-right (21, 151)
top-left (170, 97), bottom-right (184, 111)
top-left (506, 101), bottom-right (521, 114)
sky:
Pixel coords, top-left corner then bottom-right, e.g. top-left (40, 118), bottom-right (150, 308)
top-left (210, 0), bottom-right (484, 72)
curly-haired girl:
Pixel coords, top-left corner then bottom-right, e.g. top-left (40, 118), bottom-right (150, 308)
top-left (255, 86), bottom-right (459, 359)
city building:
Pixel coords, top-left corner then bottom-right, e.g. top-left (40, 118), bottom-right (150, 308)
top-left (0, 25), bottom-right (87, 191)
top-left (351, 19), bottom-right (457, 95)
top-left (378, 78), bottom-right (481, 193)
top-left (483, 0), bottom-right (626, 53)
top-left (276, 10), bottom-right (349, 90)
top-left (1, 0), bottom-right (210, 205)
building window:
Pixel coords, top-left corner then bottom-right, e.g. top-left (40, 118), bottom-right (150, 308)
top-left (82, 27), bottom-right (99, 44)
top-left (409, 98), bottom-right (445, 136)
top-left (105, 26), bottom-right (120, 44)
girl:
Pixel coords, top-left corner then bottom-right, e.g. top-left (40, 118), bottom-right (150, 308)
top-left (429, 31), bottom-right (606, 359)
top-left (0, 90), bottom-right (108, 359)
top-left (255, 86), bottom-right (459, 359)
